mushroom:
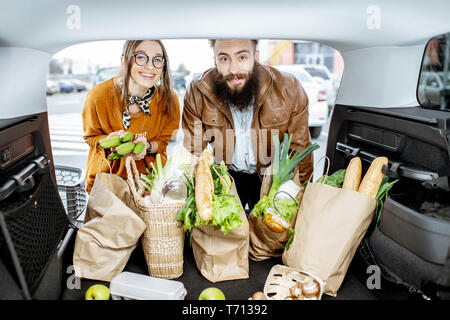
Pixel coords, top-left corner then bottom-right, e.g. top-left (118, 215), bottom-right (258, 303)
top-left (251, 291), bottom-right (268, 300)
top-left (301, 278), bottom-right (320, 298)
top-left (296, 276), bottom-right (308, 287)
top-left (289, 285), bottom-right (302, 298)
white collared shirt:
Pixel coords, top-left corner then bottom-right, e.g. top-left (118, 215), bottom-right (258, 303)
top-left (229, 103), bottom-right (257, 174)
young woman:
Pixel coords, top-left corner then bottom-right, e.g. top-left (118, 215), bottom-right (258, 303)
top-left (82, 40), bottom-right (180, 194)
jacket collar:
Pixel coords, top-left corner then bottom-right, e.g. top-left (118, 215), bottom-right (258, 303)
top-left (197, 62), bottom-right (274, 124)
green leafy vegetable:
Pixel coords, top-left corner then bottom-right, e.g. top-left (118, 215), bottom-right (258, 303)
top-left (285, 228), bottom-right (295, 250)
top-left (176, 174), bottom-right (197, 244)
top-left (268, 133), bottom-right (319, 201)
top-left (375, 177), bottom-right (398, 227)
top-left (316, 169), bottom-right (346, 188)
top-left (252, 195), bottom-right (297, 222)
top-left (176, 161), bottom-right (242, 242)
top-left (211, 161), bottom-right (232, 195)
top-left (251, 133), bottom-right (319, 220)
top-left (210, 194), bottom-right (242, 234)
top-left (140, 167), bottom-right (156, 192)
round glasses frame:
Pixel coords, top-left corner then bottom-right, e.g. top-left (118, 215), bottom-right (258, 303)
top-left (132, 52), bottom-right (165, 69)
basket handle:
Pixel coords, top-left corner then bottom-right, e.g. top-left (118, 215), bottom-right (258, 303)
top-left (125, 156), bottom-right (145, 198)
top-left (100, 154), bottom-right (114, 174)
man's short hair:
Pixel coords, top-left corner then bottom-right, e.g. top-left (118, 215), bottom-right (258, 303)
top-left (208, 39), bottom-right (259, 51)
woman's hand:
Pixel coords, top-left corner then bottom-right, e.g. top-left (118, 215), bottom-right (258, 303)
top-left (125, 136), bottom-right (149, 161)
top-left (104, 130), bottom-right (125, 154)
top-left (106, 130), bottom-right (125, 139)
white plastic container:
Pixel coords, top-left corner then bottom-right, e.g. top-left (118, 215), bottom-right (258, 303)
top-left (109, 272), bottom-right (187, 300)
top-left (277, 180), bottom-right (301, 199)
top-left (263, 265), bottom-right (324, 300)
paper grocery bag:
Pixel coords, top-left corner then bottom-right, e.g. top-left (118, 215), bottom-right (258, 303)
top-left (191, 181), bottom-right (249, 283)
top-left (248, 165), bottom-right (304, 261)
top-left (282, 182), bottom-right (376, 296)
top-left (73, 172), bottom-right (146, 282)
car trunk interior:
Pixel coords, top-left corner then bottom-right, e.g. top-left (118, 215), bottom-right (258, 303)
top-left (326, 104), bottom-right (450, 299)
top-left (0, 111), bottom-right (378, 300)
top-left (1, 106), bottom-right (449, 301)
top-left (0, 112), bottom-right (73, 300)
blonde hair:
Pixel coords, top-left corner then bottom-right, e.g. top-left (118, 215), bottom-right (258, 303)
top-left (115, 40), bottom-right (177, 119)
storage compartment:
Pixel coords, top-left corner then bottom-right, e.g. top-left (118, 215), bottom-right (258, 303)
top-left (55, 165), bottom-right (87, 220)
top-left (379, 186), bottom-right (450, 265)
top-left (109, 271), bottom-right (187, 300)
top-left (0, 155), bottom-right (70, 299)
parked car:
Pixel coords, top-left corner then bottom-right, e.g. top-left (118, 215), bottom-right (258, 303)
top-left (57, 80), bottom-right (75, 93)
top-left (93, 66), bottom-right (120, 87)
top-left (274, 64), bottom-right (328, 138)
top-left (172, 72), bottom-right (186, 91)
top-left (69, 79), bottom-right (88, 92)
top-left (1, 1), bottom-right (449, 304)
top-left (417, 71), bottom-right (450, 108)
top-left (46, 80), bottom-right (59, 95)
top-left (302, 64), bottom-right (337, 110)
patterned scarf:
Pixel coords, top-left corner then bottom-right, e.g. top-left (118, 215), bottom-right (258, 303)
top-left (122, 86), bottom-right (155, 129)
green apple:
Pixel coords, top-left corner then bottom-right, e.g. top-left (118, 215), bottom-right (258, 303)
top-left (85, 284), bottom-right (110, 300)
top-left (198, 287), bottom-right (226, 300)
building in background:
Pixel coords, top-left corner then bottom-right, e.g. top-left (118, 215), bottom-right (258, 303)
top-left (258, 40), bottom-right (344, 75)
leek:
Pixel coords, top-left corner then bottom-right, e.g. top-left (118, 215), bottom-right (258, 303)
top-left (252, 133), bottom-right (319, 218)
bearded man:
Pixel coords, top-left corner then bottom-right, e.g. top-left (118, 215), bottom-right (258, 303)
top-left (182, 39), bottom-right (314, 214)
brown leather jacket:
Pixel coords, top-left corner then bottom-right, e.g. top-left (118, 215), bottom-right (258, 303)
top-left (182, 62), bottom-right (314, 185)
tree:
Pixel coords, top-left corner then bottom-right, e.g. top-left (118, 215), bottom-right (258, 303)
top-left (175, 63), bottom-right (190, 76)
top-left (49, 58), bottom-right (64, 75)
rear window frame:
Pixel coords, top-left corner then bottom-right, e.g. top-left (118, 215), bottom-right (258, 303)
top-left (416, 32), bottom-right (450, 112)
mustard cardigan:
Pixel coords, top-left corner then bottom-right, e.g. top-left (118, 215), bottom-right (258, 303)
top-left (81, 78), bottom-right (180, 193)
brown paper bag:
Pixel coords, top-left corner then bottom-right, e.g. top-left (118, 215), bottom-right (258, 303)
top-left (191, 182), bottom-right (250, 282)
top-left (282, 182), bottom-right (376, 296)
top-left (73, 172), bottom-right (146, 282)
top-left (248, 165), bottom-right (304, 261)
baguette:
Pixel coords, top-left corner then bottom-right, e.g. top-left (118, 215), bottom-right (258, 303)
top-left (342, 157), bottom-right (362, 191)
top-left (358, 157), bottom-right (388, 198)
top-left (195, 149), bottom-right (215, 222)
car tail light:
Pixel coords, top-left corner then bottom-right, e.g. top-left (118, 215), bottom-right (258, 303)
top-left (318, 90), bottom-right (327, 102)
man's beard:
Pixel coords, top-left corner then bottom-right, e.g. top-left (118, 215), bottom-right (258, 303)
top-left (211, 65), bottom-right (259, 111)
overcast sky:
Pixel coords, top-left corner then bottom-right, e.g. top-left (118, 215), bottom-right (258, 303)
top-left (53, 39), bottom-right (215, 74)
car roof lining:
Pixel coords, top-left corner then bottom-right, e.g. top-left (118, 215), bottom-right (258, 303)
top-left (1, 0), bottom-right (450, 117)
top-left (1, 0), bottom-right (450, 54)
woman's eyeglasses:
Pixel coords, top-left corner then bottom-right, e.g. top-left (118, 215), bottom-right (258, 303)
top-left (132, 52), bottom-right (165, 69)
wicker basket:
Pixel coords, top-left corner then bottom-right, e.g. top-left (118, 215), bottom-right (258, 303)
top-left (125, 157), bottom-right (184, 279)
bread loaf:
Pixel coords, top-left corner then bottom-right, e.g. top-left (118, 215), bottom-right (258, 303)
top-left (358, 157), bottom-right (388, 198)
top-left (195, 149), bottom-right (214, 222)
top-left (342, 157), bottom-right (362, 191)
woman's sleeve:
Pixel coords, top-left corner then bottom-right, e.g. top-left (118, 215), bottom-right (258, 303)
top-left (82, 91), bottom-right (108, 148)
top-left (153, 92), bottom-right (181, 154)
